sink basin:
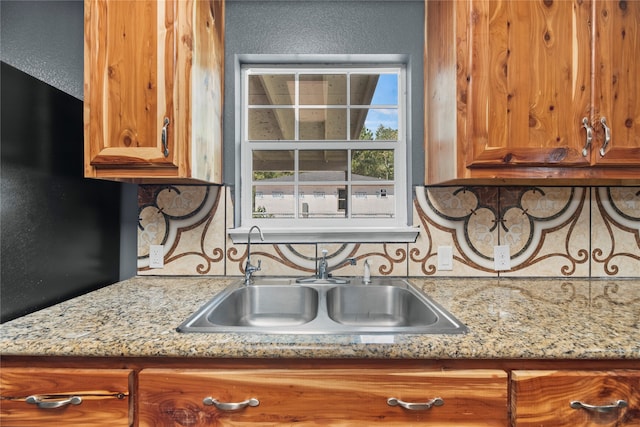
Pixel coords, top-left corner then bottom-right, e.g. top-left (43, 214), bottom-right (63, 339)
top-left (178, 278), bottom-right (467, 334)
top-left (326, 286), bottom-right (438, 327)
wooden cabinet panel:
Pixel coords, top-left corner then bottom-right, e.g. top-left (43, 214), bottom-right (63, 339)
top-left (511, 370), bottom-right (640, 427)
top-left (84, 0), bottom-right (224, 183)
top-left (425, 0), bottom-right (640, 184)
top-left (139, 368), bottom-right (508, 426)
top-left (592, 0), bottom-right (640, 166)
top-left (0, 368), bottom-right (132, 426)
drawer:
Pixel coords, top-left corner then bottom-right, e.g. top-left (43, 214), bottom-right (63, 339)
top-left (511, 370), bottom-right (640, 427)
top-left (0, 368), bottom-right (132, 427)
top-left (139, 368), bottom-right (508, 426)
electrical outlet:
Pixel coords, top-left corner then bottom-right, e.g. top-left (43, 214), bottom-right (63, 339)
top-left (149, 245), bottom-right (164, 268)
top-left (494, 245), bottom-right (511, 271)
top-left (437, 246), bottom-right (453, 271)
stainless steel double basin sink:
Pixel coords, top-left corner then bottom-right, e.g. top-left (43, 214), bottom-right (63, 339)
top-left (178, 278), bottom-right (467, 335)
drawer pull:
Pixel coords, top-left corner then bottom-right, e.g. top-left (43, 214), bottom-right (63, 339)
top-left (570, 399), bottom-right (628, 413)
top-left (203, 397), bottom-right (259, 411)
top-left (26, 395), bottom-right (82, 409)
top-left (599, 117), bottom-right (611, 157)
top-left (161, 117), bottom-right (170, 157)
top-left (387, 397), bottom-right (444, 411)
top-left (581, 117), bottom-right (593, 156)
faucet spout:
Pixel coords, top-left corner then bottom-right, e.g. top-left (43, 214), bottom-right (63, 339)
top-left (244, 225), bottom-right (264, 285)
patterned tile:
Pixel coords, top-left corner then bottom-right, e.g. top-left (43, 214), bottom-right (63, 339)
top-left (499, 187), bottom-right (590, 277)
top-left (138, 185), bottom-right (225, 275)
top-left (591, 187), bottom-right (640, 278)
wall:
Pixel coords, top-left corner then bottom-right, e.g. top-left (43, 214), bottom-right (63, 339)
top-left (0, 1), bottom-right (137, 322)
top-left (137, 0), bottom-right (640, 280)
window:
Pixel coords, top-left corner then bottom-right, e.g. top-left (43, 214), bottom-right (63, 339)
top-left (233, 63), bottom-right (416, 243)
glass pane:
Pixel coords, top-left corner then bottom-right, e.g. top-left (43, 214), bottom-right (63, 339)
top-left (299, 150), bottom-right (348, 181)
top-left (350, 73), bottom-right (398, 105)
top-left (351, 109), bottom-right (398, 140)
top-left (252, 150), bottom-right (294, 182)
top-left (248, 108), bottom-right (294, 140)
top-left (351, 185), bottom-right (395, 218)
top-left (351, 150), bottom-right (394, 180)
top-left (253, 185), bottom-right (295, 218)
top-left (298, 185), bottom-right (347, 218)
top-left (248, 74), bottom-right (294, 105)
top-left (299, 74), bottom-right (346, 105)
top-left (299, 108), bottom-right (347, 140)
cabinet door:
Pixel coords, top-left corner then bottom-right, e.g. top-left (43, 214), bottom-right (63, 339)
top-left (592, 0), bottom-right (640, 166)
top-left (511, 370), bottom-right (640, 427)
top-left (466, 0), bottom-right (592, 168)
top-left (139, 368), bottom-right (508, 426)
top-left (0, 368), bottom-right (131, 427)
top-left (84, 0), bottom-right (178, 172)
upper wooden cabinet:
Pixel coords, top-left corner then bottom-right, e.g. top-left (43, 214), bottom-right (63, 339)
top-left (425, 0), bottom-right (640, 184)
top-left (84, 0), bottom-right (224, 183)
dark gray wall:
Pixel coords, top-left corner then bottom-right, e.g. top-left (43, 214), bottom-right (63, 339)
top-left (224, 0), bottom-right (425, 185)
top-left (1, 1), bottom-right (137, 322)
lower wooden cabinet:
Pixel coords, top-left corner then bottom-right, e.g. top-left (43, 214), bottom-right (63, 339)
top-left (138, 368), bottom-right (508, 426)
top-left (511, 370), bottom-right (640, 427)
top-left (0, 368), bottom-right (132, 426)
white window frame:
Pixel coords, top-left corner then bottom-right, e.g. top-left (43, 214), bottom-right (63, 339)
top-left (230, 58), bottom-right (418, 244)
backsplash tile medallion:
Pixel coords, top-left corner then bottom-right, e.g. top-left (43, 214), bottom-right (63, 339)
top-left (591, 187), bottom-right (640, 277)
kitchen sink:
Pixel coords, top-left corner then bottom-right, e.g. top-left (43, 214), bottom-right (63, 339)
top-left (178, 278), bottom-right (467, 335)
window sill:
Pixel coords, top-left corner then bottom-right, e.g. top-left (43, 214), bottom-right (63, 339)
top-left (228, 226), bottom-right (419, 244)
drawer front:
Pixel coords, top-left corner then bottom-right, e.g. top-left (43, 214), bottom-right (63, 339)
top-left (139, 368), bottom-right (508, 426)
top-left (0, 368), bottom-right (132, 427)
top-left (512, 370), bottom-right (640, 427)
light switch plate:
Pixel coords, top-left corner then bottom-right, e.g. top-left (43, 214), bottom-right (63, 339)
top-left (437, 246), bottom-right (453, 271)
top-left (149, 245), bottom-right (164, 268)
top-left (494, 245), bottom-right (511, 271)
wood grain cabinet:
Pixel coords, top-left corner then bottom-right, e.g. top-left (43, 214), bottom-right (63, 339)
top-left (425, 0), bottom-right (640, 184)
top-left (0, 368), bottom-right (132, 426)
top-left (84, 0), bottom-right (224, 183)
top-left (511, 370), bottom-right (640, 426)
top-left (138, 368), bottom-right (508, 426)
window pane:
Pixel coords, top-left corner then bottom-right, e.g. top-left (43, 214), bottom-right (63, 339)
top-left (252, 150), bottom-right (294, 181)
top-left (351, 185), bottom-right (395, 218)
top-left (350, 74), bottom-right (398, 105)
top-left (298, 185), bottom-right (347, 218)
top-left (299, 74), bottom-right (346, 105)
top-left (299, 150), bottom-right (348, 181)
top-left (351, 150), bottom-right (394, 180)
top-left (248, 108), bottom-right (294, 140)
top-left (351, 109), bottom-right (398, 140)
top-left (299, 108), bottom-right (347, 140)
top-left (253, 185), bottom-right (295, 218)
top-left (248, 74), bottom-right (294, 105)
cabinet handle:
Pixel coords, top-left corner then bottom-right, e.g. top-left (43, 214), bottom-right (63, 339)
top-left (570, 399), bottom-right (628, 413)
top-left (387, 397), bottom-right (444, 411)
top-left (26, 395), bottom-right (82, 409)
top-left (599, 117), bottom-right (611, 157)
top-left (202, 397), bottom-right (259, 411)
top-left (161, 117), bottom-right (170, 157)
top-left (581, 117), bottom-right (593, 157)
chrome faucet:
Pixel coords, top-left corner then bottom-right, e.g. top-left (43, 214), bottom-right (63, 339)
top-left (316, 249), bottom-right (356, 280)
top-left (244, 225), bottom-right (264, 285)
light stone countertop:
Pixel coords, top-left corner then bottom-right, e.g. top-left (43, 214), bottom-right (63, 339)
top-left (1, 276), bottom-right (639, 360)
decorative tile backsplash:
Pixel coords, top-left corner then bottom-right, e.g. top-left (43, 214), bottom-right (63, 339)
top-left (138, 185), bottom-right (640, 278)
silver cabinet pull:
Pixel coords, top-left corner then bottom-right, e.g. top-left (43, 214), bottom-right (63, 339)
top-left (161, 117), bottom-right (170, 157)
top-left (599, 117), bottom-right (611, 157)
top-left (581, 117), bottom-right (593, 156)
top-left (570, 399), bottom-right (628, 413)
top-left (202, 397), bottom-right (259, 411)
top-left (387, 397), bottom-right (444, 411)
top-left (26, 395), bottom-right (82, 409)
